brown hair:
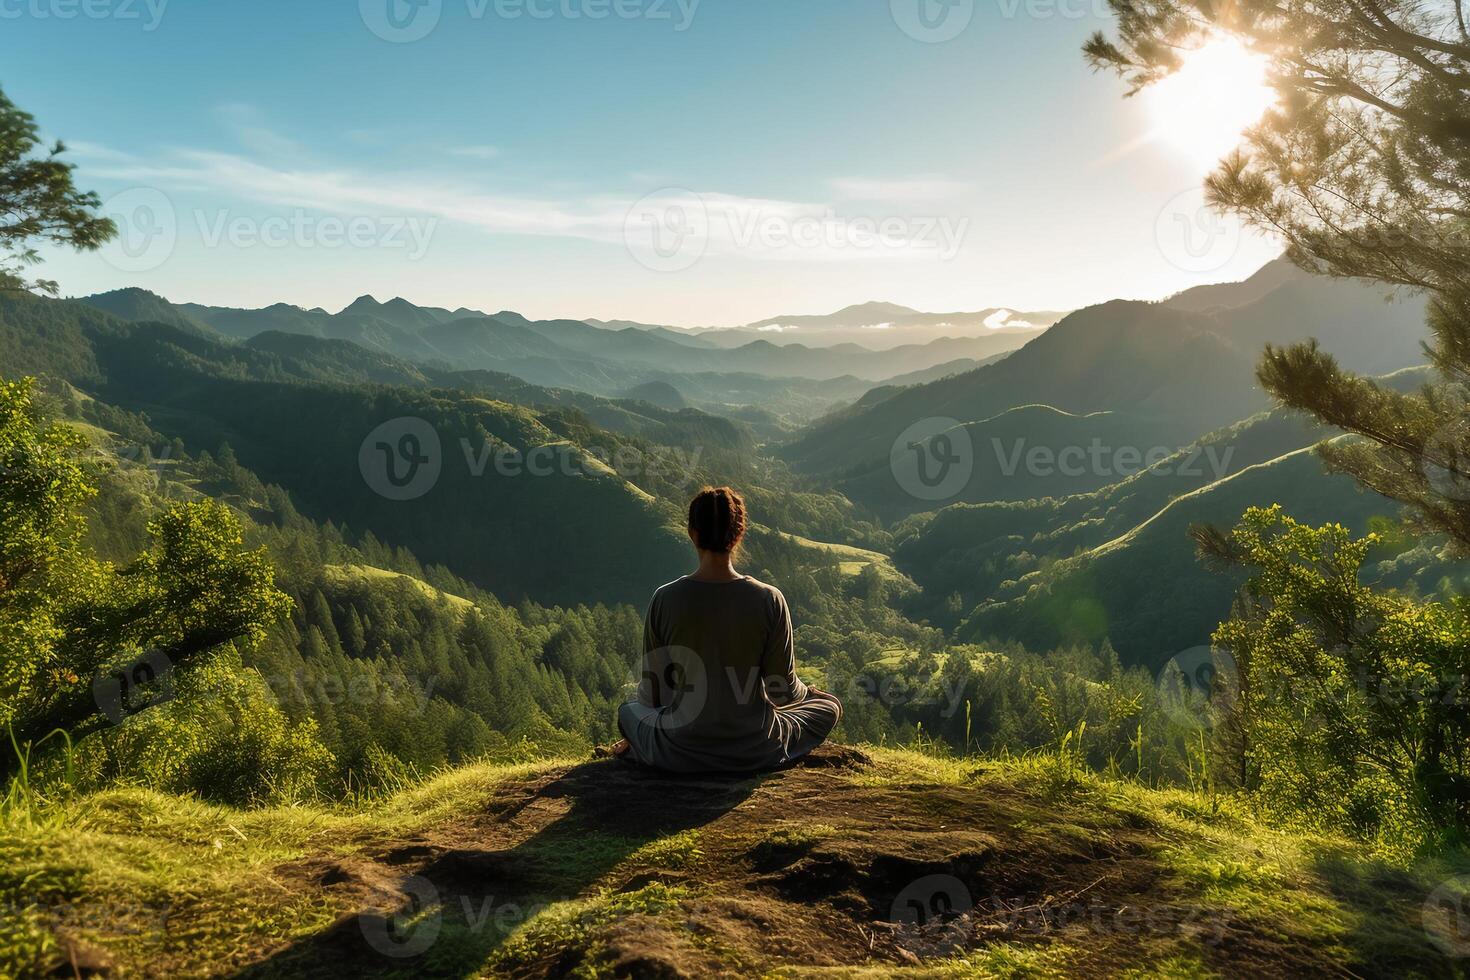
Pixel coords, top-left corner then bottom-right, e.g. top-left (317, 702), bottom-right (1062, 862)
top-left (687, 486), bottom-right (747, 554)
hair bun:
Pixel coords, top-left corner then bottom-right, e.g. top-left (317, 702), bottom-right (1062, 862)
top-left (688, 486), bottom-right (747, 554)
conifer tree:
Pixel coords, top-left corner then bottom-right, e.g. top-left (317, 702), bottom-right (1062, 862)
top-left (0, 87), bottom-right (115, 294)
top-left (1088, 0), bottom-right (1470, 547)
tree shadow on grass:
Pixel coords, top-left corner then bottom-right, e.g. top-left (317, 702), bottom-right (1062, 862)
top-left (229, 758), bottom-right (773, 979)
top-left (1307, 851), bottom-right (1469, 979)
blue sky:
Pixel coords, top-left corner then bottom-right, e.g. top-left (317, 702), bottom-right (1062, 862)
top-left (5, 0), bottom-right (1279, 325)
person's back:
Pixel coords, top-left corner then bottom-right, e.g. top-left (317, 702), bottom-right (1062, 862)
top-left (615, 487), bottom-right (842, 773)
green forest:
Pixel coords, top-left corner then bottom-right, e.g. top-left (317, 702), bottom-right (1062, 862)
top-left (4, 1), bottom-right (1470, 975)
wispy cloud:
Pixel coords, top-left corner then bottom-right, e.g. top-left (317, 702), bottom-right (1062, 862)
top-left (448, 145), bottom-right (502, 160)
top-left (830, 175), bottom-right (968, 202)
top-left (216, 103), bottom-right (305, 159)
top-left (75, 145), bottom-right (970, 263)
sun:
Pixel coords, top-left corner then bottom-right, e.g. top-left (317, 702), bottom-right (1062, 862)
top-left (1146, 37), bottom-right (1278, 169)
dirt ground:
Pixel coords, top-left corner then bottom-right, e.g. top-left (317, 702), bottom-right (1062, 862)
top-left (210, 746), bottom-right (1396, 979)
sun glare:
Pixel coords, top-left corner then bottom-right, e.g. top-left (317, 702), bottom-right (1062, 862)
top-left (1146, 38), bottom-right (1277, 169)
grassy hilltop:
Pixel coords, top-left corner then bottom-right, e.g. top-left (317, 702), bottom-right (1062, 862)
top-left (4, 746), bottom-right (1463, 979)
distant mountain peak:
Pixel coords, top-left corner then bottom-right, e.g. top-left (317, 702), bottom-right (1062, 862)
top-left (342, 294), bottom-right (382, 313)
top-left (831, 301), bottom-right (924, 318)
top-left (87, 286), bottom-right (167, 301)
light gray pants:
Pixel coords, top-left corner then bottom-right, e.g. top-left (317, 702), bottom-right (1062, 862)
top-left (617, 691), bottom-right (842, 774)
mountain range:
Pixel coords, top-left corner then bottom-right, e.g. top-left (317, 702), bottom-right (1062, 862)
top-left (778, 260), bottom-right (1428, 509)
top-left (77, 290), bottom-right (1048, 425)
top-left (27, 256), bottom-right (1440, 665)
top-left (589, 300), bottom-right (1067, 351)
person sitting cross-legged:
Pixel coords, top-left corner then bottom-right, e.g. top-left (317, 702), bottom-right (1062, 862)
top-left (612, 486), bottom-right (842, 773)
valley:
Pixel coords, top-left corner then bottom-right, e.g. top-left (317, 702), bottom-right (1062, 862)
top-left (5, 2), bottom-right (1470, 972)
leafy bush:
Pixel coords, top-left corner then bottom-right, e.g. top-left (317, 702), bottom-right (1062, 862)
top-left (1205, 506), bottom-right (1470, 847)
top-left (0, 377), bottom-right (322, 804)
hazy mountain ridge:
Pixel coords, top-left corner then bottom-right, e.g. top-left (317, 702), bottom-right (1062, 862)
top-left (591, 300), bottom-right (1068, 352)
top-left (779, 269), bottom-right (1430, 477)
top-left (77, 289), bottom-right (1030, 418)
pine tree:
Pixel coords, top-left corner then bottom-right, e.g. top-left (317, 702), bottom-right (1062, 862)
top-left (1088, 0), bottom-right (1470, 548)
top-left (0, 87), bottom-right (116, 294)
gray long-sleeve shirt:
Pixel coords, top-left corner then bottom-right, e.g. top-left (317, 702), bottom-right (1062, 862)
top-left (626, 574), bottom-right (815, 772)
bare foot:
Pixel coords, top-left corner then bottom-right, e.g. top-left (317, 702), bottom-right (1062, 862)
top-left (610, 738), bottom-right (631, 757)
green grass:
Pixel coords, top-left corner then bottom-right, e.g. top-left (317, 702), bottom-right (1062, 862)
top-left (0, 748), bottom-right (1461, 978)
top-left (0, 758), bottom-right (565, 978)
top-left (321, 563), bottom-right (475, 611)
